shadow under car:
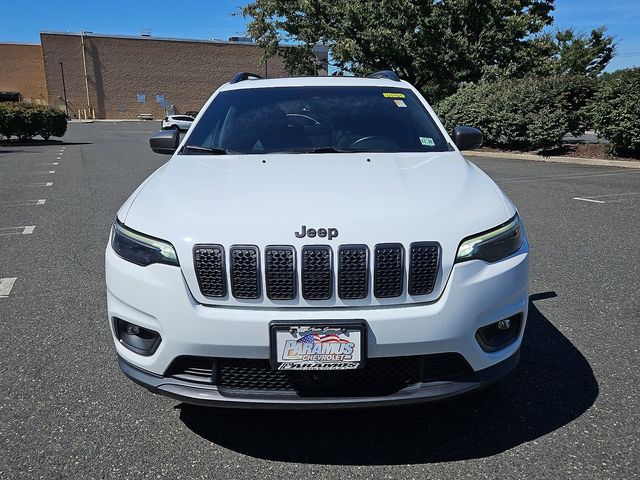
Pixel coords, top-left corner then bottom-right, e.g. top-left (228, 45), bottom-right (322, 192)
top-left (177, 294), bottom-right (598, 465)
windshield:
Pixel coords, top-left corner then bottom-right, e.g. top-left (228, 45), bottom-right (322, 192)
top-left (182, 86), bottom-right (449, 154)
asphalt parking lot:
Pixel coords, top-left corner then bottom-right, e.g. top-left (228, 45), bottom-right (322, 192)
top-left (0, 121), bottom-right (638, 479)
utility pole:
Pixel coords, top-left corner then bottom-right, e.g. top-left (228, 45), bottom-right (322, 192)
top-left (59, 62), bottom-right (69, 117)
top-left (80, 30), bottom-right (92, 113)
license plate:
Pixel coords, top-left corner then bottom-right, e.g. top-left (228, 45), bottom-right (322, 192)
top-left (269, 320), bottom-right (366, 371)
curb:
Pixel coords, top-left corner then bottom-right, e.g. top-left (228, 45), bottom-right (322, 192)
top-left (462, 150), bottom-right (640, 170)
top-left (68, 119), bottom-right (160, 123)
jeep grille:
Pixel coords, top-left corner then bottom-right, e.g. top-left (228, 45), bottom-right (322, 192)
top-left (193, 242), bottom-right (440, 303)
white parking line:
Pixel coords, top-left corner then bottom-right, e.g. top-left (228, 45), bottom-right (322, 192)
top-left (106, 130), bottom-right (151, 133)
top-left (573, 197), bottom-right (606, 204)
top-left (0, 199), bottom-right (46, 207)
top-left (0, 226), bottom-right (35, 235)
top-left (584, 191), bottom-right (639, 199)
top-left (0, 277), bottom-right (17, 299)
top-left (0, 182), bottom-right (52, 189)
top-left (0, 170), bottom-right (56, 176)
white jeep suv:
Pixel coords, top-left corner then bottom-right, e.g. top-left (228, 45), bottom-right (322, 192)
top-left (106, 71), bottom-right (529, 408)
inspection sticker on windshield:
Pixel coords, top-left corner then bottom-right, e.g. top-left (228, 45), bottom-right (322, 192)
top-left (394, 99), bottom-right (407, 108)
top-left (383, 92), bottom-right (405, 98)
top-left (420, 137), bottom-right (435, 146)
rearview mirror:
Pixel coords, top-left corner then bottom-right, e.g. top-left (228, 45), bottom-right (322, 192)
top-left (149, 129), bottom-right (179, 154)
top-left (452, 126), bottom-right (483, 151)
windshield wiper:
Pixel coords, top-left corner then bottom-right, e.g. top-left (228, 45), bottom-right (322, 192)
top-left (299, 146), bottom-right (356, 153)
top-left (182, 145), bottom-right (231, 155)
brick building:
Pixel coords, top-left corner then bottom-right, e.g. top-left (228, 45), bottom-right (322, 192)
top-left (0, 32), bottom-right (287, 119)
top-left (0, 43), bottom-right (48, 104)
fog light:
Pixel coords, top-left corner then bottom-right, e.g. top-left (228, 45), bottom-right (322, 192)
top-left (475, 314), bottom-right (522, 352)
top-left (114, 318), bottom-right (161, 356)
top-left (497, 319), bottom-right (511, 330)
top-left (125, 324), bottom-right (140, 335)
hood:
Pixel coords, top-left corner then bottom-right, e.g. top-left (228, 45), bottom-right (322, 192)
top-left (121, 151), bottom-right (514, 307)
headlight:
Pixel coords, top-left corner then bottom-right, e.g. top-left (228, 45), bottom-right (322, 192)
top-left (111, 219), bottom-right (179, 267)
top-left (456, 215), bottom-right (523, 263)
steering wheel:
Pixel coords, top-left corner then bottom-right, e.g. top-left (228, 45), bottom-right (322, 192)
top-left (349, 135), bottom-right (388, 148)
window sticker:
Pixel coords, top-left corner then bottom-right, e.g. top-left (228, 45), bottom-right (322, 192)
top-left (383, 92), bottom-right (406, 98)
top-left (420, 137), bottom-right (435, 146)
top-left (394, 99), bottom-right (407, 107)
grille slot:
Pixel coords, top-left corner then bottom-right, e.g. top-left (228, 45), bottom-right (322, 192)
top-left (230, 245), bottom-right (260, 299)
top-left (338, 245), bottom-right (369, 299)
top-left (374, 244), bottom-right (404, 298)
top-left (165, 356), bottom-right (215, 384)
top-left (420, 353), bottom-right (471, 380)
top-left (301, 245), bottom-right (333, 300)
top-left (265, 246), bottom-right (296, 300)
top-left (408, 242), bottom-right (440, 296)
top-left (194, 245), bottom-right (226, 297)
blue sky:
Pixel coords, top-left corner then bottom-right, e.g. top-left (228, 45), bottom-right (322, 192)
top-left (5, 0), bottom-right (639, 71)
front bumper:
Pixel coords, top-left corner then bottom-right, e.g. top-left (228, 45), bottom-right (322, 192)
top-left (106, 242), bottom-right (528, 406)
top-left (118, 349), bottom-right (519, 409)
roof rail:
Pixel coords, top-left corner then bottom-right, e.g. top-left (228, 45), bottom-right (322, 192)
top-left (366, 70), bottom-right (400, 82)
top-left (230, 72), bottom-right (263, 84)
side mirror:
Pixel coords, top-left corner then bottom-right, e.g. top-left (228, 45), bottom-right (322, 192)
top-left (452, 126), bottom-right (483, 151)
top-left (149, 129), bottom-right (179, 154)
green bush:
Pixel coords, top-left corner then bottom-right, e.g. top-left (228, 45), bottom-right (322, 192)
top-left (38, 107), bottom-right (68, 140)
top-left (436, 76), bottom-right (596, 150)
top-left (589, 68), bottom-right (640, 155)
top-left (0, 102), bottom-right (21, 139)
top-left (0, 102), bottom-right (67, 141)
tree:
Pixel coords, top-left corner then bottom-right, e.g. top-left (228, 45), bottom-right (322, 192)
top-left (242, 1), bottom-right (615, 101)
top-left (589, 68), bottom-right (640, 155)
top-left (550, 27), bottom-right (616, 77)
top-left (243, 0), bottom-right (558, 100)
